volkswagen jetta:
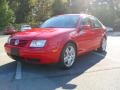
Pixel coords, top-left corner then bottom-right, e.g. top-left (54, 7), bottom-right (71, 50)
top-left (4, 14), bottom-right (107, 69)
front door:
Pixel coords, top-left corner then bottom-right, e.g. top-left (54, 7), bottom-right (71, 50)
top-left (76, 17), bottom-right (95, 54)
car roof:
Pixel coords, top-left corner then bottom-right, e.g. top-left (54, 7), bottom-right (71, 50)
top-left (58, 14), bottom-right (92, 18)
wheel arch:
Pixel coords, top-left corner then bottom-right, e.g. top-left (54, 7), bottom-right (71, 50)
top-left (60, 40), bottom-right (78, 57)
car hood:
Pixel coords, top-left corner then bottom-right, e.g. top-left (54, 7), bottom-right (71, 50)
top-left (11, 28), bottom-right (75, 40)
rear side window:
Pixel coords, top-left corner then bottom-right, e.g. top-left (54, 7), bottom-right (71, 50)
top-left (80, 17), bottom-right (91, 26)
top-left (90, 17), bottom-right (102, 28)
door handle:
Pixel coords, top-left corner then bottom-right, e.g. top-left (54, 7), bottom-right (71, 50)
top-left (79, 31), bottom-right (85, 35)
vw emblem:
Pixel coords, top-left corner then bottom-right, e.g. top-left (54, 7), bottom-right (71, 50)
top-left (15, 40), bottom-right (19, 45)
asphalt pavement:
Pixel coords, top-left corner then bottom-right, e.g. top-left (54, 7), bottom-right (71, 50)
top-left (0, 33), bottom-right (120, 90)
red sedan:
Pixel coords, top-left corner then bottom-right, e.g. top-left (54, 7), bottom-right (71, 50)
top-left (4, 14), bottom-right (107, 69)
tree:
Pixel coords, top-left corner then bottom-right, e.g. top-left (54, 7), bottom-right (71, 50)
top-left (0, 0), bottom-right (15, 30)
top-left (67, 0), bottom-right (87, 13)
top-left (26, 0), bottom-right (53, 25)
top-left (85, 0), bottom-right (120, 31)
top-left (15, 0), bottom-right (32, 23)
top-left (52, 0), bottom-right (67, 16)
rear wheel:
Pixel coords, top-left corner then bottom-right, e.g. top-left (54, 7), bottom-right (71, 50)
top-left (97, 38), bottom-right (107, 52)
top-left (59, 43), bottom-right (76, 69)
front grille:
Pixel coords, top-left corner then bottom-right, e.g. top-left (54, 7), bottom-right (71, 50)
top-left (10, 39), bottom-right (28, 47)
top-left (18, 40), bottom-right (28, 47)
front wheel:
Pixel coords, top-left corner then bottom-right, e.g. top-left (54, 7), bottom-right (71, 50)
top-left (59, 43), bottom-right (76, 69)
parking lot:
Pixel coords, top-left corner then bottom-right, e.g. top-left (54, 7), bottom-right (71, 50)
top-left (0, 33), bottom-right (120, 90)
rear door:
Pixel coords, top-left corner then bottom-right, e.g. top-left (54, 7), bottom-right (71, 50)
top-left (89, 16), bottom-right (104, 49)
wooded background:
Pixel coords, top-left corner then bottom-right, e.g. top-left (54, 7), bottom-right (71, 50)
top-left (0, 0), bottom-right (120, 31)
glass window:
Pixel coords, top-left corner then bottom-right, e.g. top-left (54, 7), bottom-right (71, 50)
top-left (80, 17), bottom-right (91, 26)
top-left (90, 17), bottom-right (102, 28)
top-left (41, 15), bottom-right (79, 28)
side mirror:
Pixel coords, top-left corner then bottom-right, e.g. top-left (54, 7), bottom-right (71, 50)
top-left (80, 25), bottom-right (91, 30)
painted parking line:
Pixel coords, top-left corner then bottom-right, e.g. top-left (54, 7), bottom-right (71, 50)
top-left (15, 61), bottom-right (22, 80)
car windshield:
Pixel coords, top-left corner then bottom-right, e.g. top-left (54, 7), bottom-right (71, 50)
top-left (22, 25), bottom-right (30, 27)
top-left (41, 15), bottom-right (79, 28)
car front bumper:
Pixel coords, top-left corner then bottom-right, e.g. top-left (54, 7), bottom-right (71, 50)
top-left (4, 44), bottom-right (61, 64)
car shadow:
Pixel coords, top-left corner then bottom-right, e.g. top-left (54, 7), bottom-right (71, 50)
top-left (0, 61), bottom-right (16, 84)
top-left (19, 51), bottom-right (106, 90)
top-left (0, 61), bottom-right (16, 75)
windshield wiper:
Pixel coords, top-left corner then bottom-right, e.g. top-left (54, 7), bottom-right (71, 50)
top-left (44, 26), bottom-right (56, 28)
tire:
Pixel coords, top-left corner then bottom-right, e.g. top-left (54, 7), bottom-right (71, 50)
top-left (97, 38), bottom-right (107, 52)
top-left (59, 43), bottom-right (76, 69)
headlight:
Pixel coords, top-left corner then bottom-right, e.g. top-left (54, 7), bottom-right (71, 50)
top-left (30, 40), bottom-right (47, 47)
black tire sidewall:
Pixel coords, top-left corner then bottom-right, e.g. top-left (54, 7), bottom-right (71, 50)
top-left (97, 38), bottom-right (107, 52)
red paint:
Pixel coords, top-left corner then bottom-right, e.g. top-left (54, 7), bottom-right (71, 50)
top-left (4, 14), bottom-right (106, 64)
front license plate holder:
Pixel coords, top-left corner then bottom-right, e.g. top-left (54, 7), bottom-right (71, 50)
top-left (11, 48), bottom-right (19, 56)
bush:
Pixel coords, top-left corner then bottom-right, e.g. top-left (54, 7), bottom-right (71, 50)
top-left (0, 0), bottom-right (15, 31)
top-left (113, 19), bottom-right (120, 31)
